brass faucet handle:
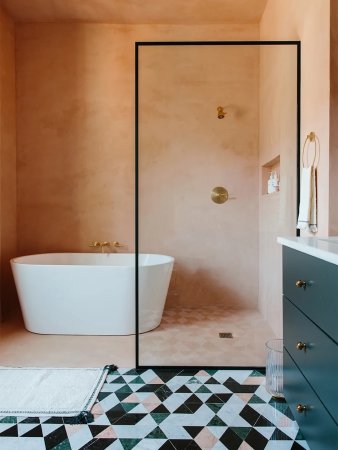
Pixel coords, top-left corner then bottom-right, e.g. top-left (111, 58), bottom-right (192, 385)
top-left (89, 241), bottom-right (101, 247)
top-left (101, 241), bottom-right (111, 246)
top-left (112, 241), bottom-right (126, 247)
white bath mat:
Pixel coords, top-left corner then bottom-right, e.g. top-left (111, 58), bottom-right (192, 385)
top-left (0, 365), bottom-right (114, 419)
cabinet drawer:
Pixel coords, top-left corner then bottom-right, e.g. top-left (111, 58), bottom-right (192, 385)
top-left (283, 246), bottom-right (338, 342)
top-left (284, 297), bottom-right (338, 422)
top-left (283, 349), bottom-right (338, 450)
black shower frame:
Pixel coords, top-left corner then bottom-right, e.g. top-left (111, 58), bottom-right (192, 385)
top-left (135, 40), bottom-right (301, 370)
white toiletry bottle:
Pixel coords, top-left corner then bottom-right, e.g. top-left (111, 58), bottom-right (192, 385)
top-left (272, 172), bottom-right (279, 192)
top-left (268, 172), bottom-right (274, 194)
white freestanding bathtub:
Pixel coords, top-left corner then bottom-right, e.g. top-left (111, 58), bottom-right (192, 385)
top-left (10, 253), bottom-right (174, 335)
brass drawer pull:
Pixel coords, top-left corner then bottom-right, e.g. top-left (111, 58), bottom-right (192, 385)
top-left (296, 280), bottom-right (307, 289)
top-left (296, 342), bottom-right (307, 351)
top-left (296, 403), bottom-right (307, 413)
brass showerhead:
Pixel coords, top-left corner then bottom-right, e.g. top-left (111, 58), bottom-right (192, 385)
top-left (217, 106), bottom-right (226, 119)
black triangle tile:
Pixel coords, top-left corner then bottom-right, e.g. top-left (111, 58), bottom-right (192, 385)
top-left (180, 369), bottom-right (199, 376)
top-left (105, 404), bottom-right (126, 424)
top-left (136, 384), bottom-right (161, 392)
top-left (113, 413), bottom-right (147, 426)
top-left (176, 385), bottom-right (192, 393)
top-left (205, 377), bottom-right (220, 384)
top-left (44, 425), bottom-right (68, 450)
top-left (239, 404), bottom-right (261, 426)
top-left (97, 392), bottom-right (112, 401)
top-left (170, 439), bottom-right (193, 449)
top-left (270, 428), bottom-right (292, 440)
top-left (0, 425), bottom-right (18, 437)
top-left (186, 441), bottom-right (202, 449)
top-left (152, 404), bottom-right (171, 414)
top-left (89, 425), bottom-right (111, 437)
top-left (159, 441), bottom-right (176, 449)
top-left (206, 394), bottom-right (224, 403)
top-left (255, 415), bottom-right (275, 427)
top-left (154, 370), bottom-right (180, 383)
top-left (291, 442), bottom-right (308, 450)
top-left (220, 427), bottom-right (243, 450)
top-left (186, 403), bottom-right (202, 414)
top-left (225, 379), bottom-right (257, 393)
top-left (79, 438), bottom-right (116, 450)
top-left (20, 417), bottom-right (40, 424)
top-left (22, 424), bottom-right (43, 437)
top-left (43, 417), bottom-right (64, 424)
top-left (185, 394), bottom-right (203, 404)
top-left (215, 393), bottom-right (232, 403)
top-left (245, 428), bottom-right (269, 449)
top-left (109, 376), bottom-right (126, 384)
top-left (183, 426), bottom-right (204, 438)
top-left (173, 404), bottom-right (193, 414)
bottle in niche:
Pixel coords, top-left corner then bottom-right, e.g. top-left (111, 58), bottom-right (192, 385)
top-left (272, 172), bottom-right (279, 192)
top-left (267, 172), bottom-right (274, 194)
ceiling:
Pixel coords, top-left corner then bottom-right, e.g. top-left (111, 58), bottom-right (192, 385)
top-left (1, 0), bottom-right (268, 24)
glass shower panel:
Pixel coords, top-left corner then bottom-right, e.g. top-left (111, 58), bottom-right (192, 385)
top-left (137, 44), bottom-right (298, 367)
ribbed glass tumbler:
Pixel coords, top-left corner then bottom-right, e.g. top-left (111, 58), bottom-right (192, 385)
top-left (265, 339), bottom-right (284, 398)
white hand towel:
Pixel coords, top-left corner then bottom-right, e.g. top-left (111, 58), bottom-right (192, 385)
top-left (297, 166), bottom-right (317, 233)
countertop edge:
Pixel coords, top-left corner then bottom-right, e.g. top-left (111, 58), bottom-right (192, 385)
top-left (277, 237), bottom-right (338, 266)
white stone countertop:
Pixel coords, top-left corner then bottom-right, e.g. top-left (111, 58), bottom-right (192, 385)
top-left (277, 236), bottom-right (338, 266)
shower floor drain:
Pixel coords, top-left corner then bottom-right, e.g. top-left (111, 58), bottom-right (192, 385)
top-left (219, 332), bottom-right (233, 338)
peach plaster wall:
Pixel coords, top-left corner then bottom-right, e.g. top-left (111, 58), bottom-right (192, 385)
top-left (15, 25), bottom-right (258, 256)
top-left (259, 0), bottom-right (330, 337)
top-left (139, 45), bottom-right (259, 309)
top-left (0, 7), bottom-right (17, 319)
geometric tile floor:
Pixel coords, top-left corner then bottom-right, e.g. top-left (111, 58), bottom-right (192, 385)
top-left (0, 368), bottom-right (310, 450)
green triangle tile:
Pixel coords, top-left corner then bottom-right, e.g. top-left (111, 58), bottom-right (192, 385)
top-left (249, 394), bottom-right (266, 404)
top-left (110, 376), bottom-right (126, 384)
top-left (231, 427), bottom-right (252, 440)
top-left (124, 369), bottom-right (139, 376)
top-left (0, 417), bottom-right (17, 424)
top-left (130, 376), bottom-right (145, 384)
top-left (121, 403), bottom-right (139, 412)
top-left (116, 385), bottom-right (133, 394)
top-left (51, 440), bottom-right (72, 450)
top-left (150, 413), bottom-right (170, 424)
top-left (120, 438), bottom-right (142, 450)
top-left (146, 426), bottom-right (167, 439)
top-left (206, 403), bottom-right (223, 414)
top-left (206, 370), bottom-right (218, 375)
top-left (250, 370), bottom-right (265, 377)
top-left (207, 416), bottom-right (226, 426)
top-left (187, 377), bottom-right (201, 384)
top-left (196, 385), bottom-right (211, 393)
top-left (295, 430), bottom-right (305, 440)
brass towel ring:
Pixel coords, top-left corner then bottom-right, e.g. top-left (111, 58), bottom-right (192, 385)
top-left (302, 131), bottom-right (320, 168)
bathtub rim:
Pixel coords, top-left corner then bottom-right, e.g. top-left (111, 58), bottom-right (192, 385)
top-left (10, 252), bottom-right (174, 267)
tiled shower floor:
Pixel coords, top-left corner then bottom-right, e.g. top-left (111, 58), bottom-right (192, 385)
top-left (0, 368), bottom-right (309, 450)
top-left (140, 307), bottom-right (276, 366)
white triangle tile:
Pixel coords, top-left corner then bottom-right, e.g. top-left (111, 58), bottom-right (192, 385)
top-left (0, 423), bottom-right (17, 433)
top-left (127, 404), bottom-right (148, 414)
top-left (162, 393), bottom-right (191, 412)
top-left (101, 384), bottom-right (125, 393)
top-left (159, 422), bottom-right (191, 440)
top-left (139, 370), bottom-right (158, 383)
top-left (208, 425), bottom-right (228, 439)
top-left (90, 413), bottom-right (112, 426)
top-left (99, 394), bottom-right (120, 412)
top-left (67, 425), bottom-right (93, 449)
top-left (205, 384), bottom-right (232, 394)
top-left (18, 423), bottom-right (41, 436)
top-left (112, 424), bottom-right (155, 439)
top-left (254, 385), bottom-right (272, 402)
top-left (264, 441), bottom-right (293, 450)
top-left (195, 393), bottom-right (213, 402)
top-left (15, 437), bottom-right (46, 450)
top-left (134, 438), bottom-right (167, 449)
top-left (166, 377), bottom-right (191, 391)
top-left (212, 441), bottom-right (229, 449)
top-left (106, 438), bottom-right (124, 449)
top-left (213, 370), bottom-right (252, 384)
top-left (254, 426), bottom-right (275, 440)
top-left (296, 440), bottom-right (310, 450)
top-left (278, 426), bottom-right (299, 440)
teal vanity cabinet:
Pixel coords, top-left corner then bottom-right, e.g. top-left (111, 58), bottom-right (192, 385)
top-left (279, 238), bottom-right (338, 450)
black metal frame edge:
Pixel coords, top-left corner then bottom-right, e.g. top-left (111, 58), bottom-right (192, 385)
top-left (135, 40), bottom-right (301, 370)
